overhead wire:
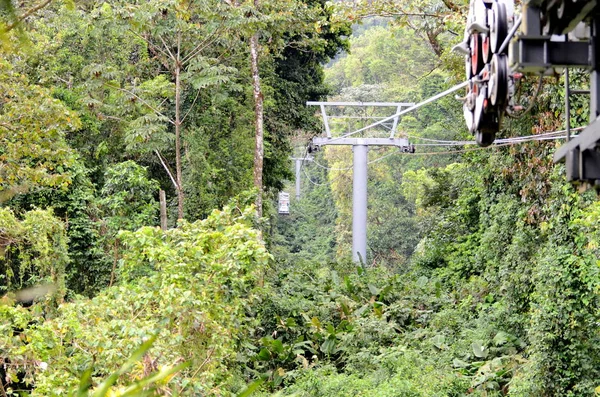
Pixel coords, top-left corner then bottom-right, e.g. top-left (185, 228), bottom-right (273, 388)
top-left (298, 15), bottom-right (564, 186)
top-left (311, 158), bottom-right (353, 171)
top-left (300, 126), bottom-right (584, 178)
top-left (360, 127), bottom-right (585, 164)
top-left (297, 129), bottom-right (579, 195)
top-left (309, 17), bottom-right (524, 148)
top-left (403, 126), bottom-right (585, 146)
top-left (366, 143), bottom-right (511, 160)
top-left (302, 165), bottom-right (350, 187)
top-left (302, 166), bottom-right (329, 186)
top-left (321, 81), bottom-right (470, 144)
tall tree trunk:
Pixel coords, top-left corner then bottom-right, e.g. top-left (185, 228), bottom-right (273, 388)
top-left (160, 189), bottom-right (168, 230)
top-left (250, 19), bottom-right (264, 218)
top-left (175, 33), bottom-right (184, 220)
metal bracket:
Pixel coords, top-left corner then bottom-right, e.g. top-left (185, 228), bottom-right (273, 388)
top-left (313, 137), bottom-right (410, 147)
top-left (510, 37), bottom-right (591, 73)
top-left (554, 118), bottom-right (600, 183)
top-left (562, 147), bottom-right (600, 182)
top-left (555, 118), bottom-right (600, 161)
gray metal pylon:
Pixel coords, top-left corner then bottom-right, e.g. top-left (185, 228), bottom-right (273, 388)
top-left (295, 158), bottom-right (302, 200)
top-left (290, 156), bottom-right (313, 200)
top-left (352, 144), bottom-right (368, 264)
top-left (307, 101), bottom-right (416, 264)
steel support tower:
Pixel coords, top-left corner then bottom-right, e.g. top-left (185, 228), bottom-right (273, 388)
top-left (290, 156), bottom-right (312, 200)
top-left (307, 101), bottom-right (414, 263)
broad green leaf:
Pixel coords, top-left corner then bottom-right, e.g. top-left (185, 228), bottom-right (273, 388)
top-left (472, 341), bottom-right (488, 359)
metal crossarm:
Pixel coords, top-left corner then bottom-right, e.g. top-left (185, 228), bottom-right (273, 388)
top-left (307, 101), bottom-right (415, 140)
top-left (313, 137), bottom-right (410, 147)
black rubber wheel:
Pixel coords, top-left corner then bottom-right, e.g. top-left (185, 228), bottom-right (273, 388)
top-left (557, 0), bottom-right (567, 18)
top-left (490, 1), bottom-right (508, 54)
top-left (474, 86), bottom-right (499, 146)
top-left (545, 1), bottom-right (562, 35)
top-left (473, 85), bottom-right (486, 134)
top-left (475, 129), bottom-right (496, 147)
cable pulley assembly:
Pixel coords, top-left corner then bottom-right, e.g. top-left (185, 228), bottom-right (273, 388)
top-left (454, 0), bottom-right (516, 147)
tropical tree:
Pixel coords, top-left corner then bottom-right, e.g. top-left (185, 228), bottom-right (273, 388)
top-left (84, 0), bottom-right (235, 220)
top-left (0, 59), bottom-right (79, 203)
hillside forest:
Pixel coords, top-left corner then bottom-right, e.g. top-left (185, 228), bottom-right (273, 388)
top-left (1, 0), bottom-right (600, 396)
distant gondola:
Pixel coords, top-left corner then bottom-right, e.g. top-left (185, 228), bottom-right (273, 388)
top-left (278, 192), bottom-right (290, 215)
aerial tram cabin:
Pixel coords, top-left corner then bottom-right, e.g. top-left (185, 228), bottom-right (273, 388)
top-left (278, 192), bottom-right (290, 215)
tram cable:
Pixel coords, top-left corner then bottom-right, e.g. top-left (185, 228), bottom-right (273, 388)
top-left (362, 127), bottom-right (583, 164)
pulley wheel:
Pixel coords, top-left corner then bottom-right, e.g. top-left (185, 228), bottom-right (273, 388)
top-left (473, 85), bottom-right (486, 134)
top-left (474, 87), bottom-right (499, 146)
top-left (482, 34), bottom-right (492, 63)
top-left (470, 33), bottom-right (484, 76)
top-left (557, 0), bottom-right (567, 18)
top-left (489, 53), bottom-right (508, 107)
top-left (545, 1), bottom-right (563, 35)
top-left (475, 128), bottom-right (496, 147)
top-left (556, 0), bottom-right (579, 32)
top-left (490, 1), bottom-right (508, 54)
top-left (479, 109), bottom-right (499, 134)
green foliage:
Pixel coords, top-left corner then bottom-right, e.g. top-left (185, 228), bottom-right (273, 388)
top-left (0, 208), bottom-right (69, 299)
top-left (325, 25), bottom-right (436, 99)
top-left (0, 59), bottom-right (79, 203)
top-left (246, 257), bottom-right (489, 395)
top-left (401, 149), bottom-right (600, 395)
top-left (0, 206), bottom-right (269, 395)
top-left (99, 161), bottom-right (159, 233)
top-left (74, 336), bottom-right (189, 397)
top-left (272, 159), bottom-right (337, 264)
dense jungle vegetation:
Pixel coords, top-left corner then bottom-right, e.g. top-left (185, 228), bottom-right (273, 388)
top-left (1, 0), bottom-right (600, 395)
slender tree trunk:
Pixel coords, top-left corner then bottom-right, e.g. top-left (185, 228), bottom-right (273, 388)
top-left (160, 189), bottom-right (168, 230)
top-left (109, 240), bottom-right (119, 287)
top-left (174, 33), bottom-right (184, 220)
top-left (250, 12), bottom-right (264, 218)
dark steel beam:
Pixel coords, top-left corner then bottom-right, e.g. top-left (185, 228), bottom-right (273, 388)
top-left (510, 38), bottom-right (591, 73)
top-left (554, 117), bottom-right (600, 162)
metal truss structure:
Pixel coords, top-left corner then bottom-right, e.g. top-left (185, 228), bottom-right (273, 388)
top-left (306, 101), bottom-right (415, 263)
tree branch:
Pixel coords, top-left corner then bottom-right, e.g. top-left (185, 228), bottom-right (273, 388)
top-left (352, 12), bottom-right (445, 20)
top-left (181, 87), bottom-right (202, 124)
top-left (154, 149), bottom-right (179, 190)
top-left (159, 35), bottom-right (177, 63)
top-left (0, 122), bottom-right (17, 132)
top-left (4, 0), bottom-right (53, 32)
top-left (441, 0), bottom-right (460, 13)
top-left (417, 62), bottom-right (443, 80)
top-left (0, 376), bottom-right (8, 397)
top-left (103, 82), bottom-right (175, 125)
top-left (128, 29), bottom-right (173, 65)
top-left (181, 21), bottom-right (225, 65)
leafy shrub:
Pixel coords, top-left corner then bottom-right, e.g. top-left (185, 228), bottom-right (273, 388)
top-left (0, 205), bottom-right (269, 395)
